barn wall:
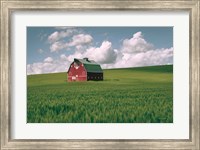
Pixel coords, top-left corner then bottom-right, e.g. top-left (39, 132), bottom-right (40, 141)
top-left (67, 62), bottom-right (87, 82)
top-left (68, 76), bottom-right (87, 82)
top-left (87, 72), bottom-right (103, 81)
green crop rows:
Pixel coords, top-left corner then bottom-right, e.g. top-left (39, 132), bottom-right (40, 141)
top-left (27, 65), bottom-right (173, 123)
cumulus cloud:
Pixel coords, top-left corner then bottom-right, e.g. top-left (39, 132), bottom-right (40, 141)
top-left (122, 31), bottom-right (154, 54)
top-left (68, 34), bottom-right (93, 47)
top-left (27, 56), bottom-right (70, 75)
top-left (49, 34), bottom-right (93, 52)
top-left (60, 54), bottom-right (68, 61)
top-left (99, 32), bottom-right (173, 69)
top-left (44, 57), bottom-right (53, 63)
top-left (50, 41), bottom-right (66, 52)
top-left (65, 52), bottom-right (85, 63)
top-left (84, 41), bottom-right (117, 64)
top-left (108, 47), bottom-right (173, 69)
top-left (48, 29), bottom-right (77, 43)
top-left (58, 41), bottom-right (117, 64)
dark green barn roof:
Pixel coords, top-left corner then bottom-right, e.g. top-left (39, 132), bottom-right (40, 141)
top-left (74, 58), bottom-right (103, 73)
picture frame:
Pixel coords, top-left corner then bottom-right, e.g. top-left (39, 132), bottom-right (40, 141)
top-left (0, 0), bottom-right (199, 149)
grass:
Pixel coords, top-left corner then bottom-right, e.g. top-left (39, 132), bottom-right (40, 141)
top-left (27, 65), bottom-right (173, 123)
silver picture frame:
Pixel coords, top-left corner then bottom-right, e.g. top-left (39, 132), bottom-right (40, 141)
top-left (1, 0), bottom-right (199, 149)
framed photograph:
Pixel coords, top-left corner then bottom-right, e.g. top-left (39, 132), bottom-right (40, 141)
top-left (1, 0), bottom-right (199, 149)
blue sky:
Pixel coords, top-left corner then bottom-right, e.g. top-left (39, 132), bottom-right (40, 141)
top-left (27, 27), bottom-right (173, 74)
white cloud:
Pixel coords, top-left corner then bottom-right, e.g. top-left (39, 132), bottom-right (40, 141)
top-left (122, 31), bottom-right (154, 54)
top-left (109, 47), bottom-right (173, 69)
top-left (98, 32), bottom-right (173, 69)
top-left (49, 34), bottom-right (93, 52)
top-left (44, 57), bottom-right (53, 63)
top-left (27, 56), bottom-right (70, 75)
top-left (48, 29), bottom-right (77, 43)
top-left (64, 52), bottom-right (85, 63)
top-left (60, 54), bottom-right (68, 61)
top-left (27, 63), bottom-right (42, 74)
top-left (84, 41), bottom-right (117, 64)
top-left (68, 34), bottom-right (93, 47)
top-left (50, 41), bottom-right (66, 52)
top-left (58, 41), bottom-right (117, 64)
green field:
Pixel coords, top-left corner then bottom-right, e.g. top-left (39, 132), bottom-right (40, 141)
top-left (27, 65), bottom-right (173, 123)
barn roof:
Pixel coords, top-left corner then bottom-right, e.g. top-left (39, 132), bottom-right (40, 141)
top-left (74, 58), bottom-right (103, 73)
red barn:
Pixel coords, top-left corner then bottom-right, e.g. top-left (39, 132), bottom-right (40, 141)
top-left (67, 58), bottom-right (103, 82)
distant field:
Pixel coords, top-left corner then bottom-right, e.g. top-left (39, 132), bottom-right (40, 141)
top-left (27, 65), bottom-right (173, 123)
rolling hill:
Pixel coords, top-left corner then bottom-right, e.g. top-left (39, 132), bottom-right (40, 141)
top-left (27, 65), bottom-right (173, 123)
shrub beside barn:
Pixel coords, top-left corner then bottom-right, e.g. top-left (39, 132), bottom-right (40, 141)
top-left (67, 58), bottom-right (103, 82)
